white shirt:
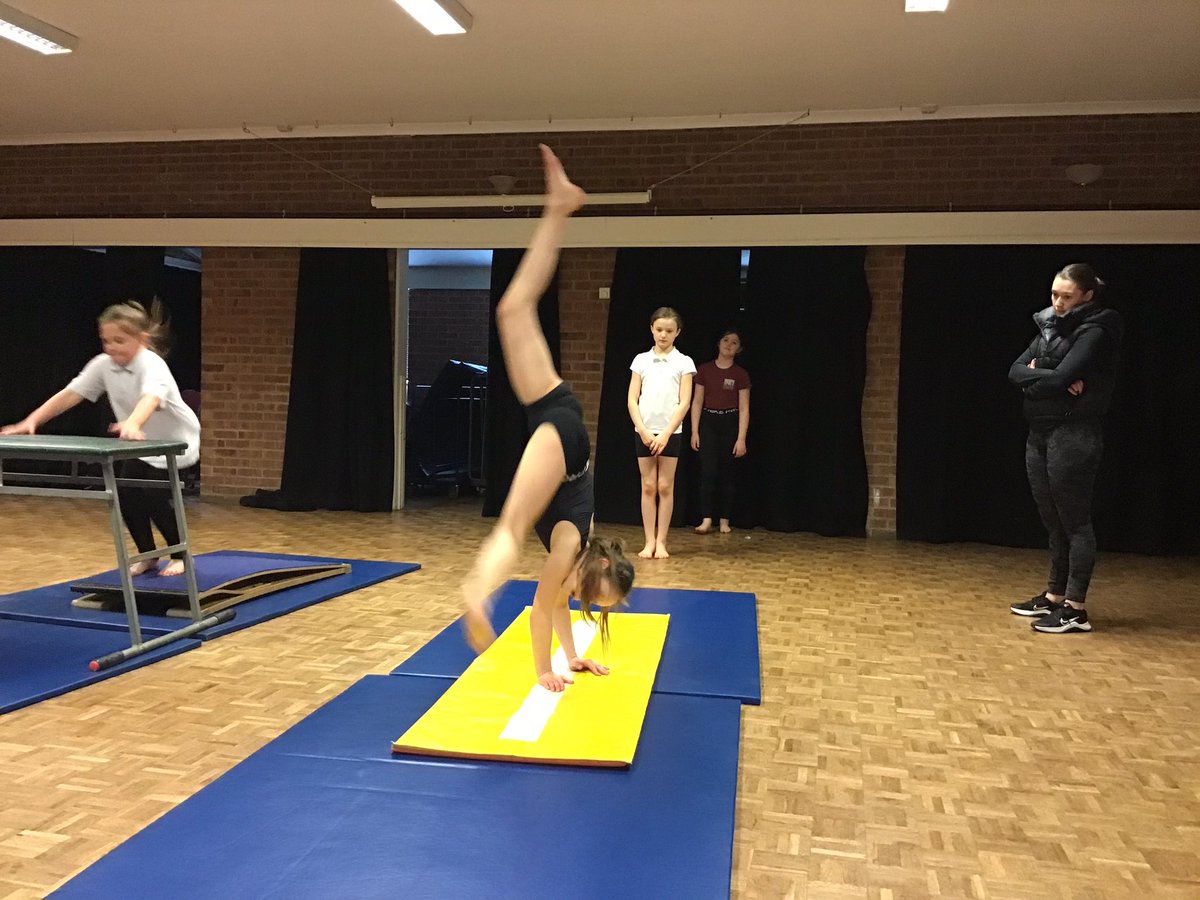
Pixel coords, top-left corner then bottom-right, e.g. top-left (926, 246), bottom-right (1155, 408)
top-left (630, 347), bottom-right (696, 434)
top-left (67, 348), bottom-right (200, 469)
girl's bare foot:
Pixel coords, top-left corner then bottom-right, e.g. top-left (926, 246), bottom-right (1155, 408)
top-left (129, 559), bottom-right (158, 576)
top-left (694, 519), bottom-right (713, 535)
top-left (161, 559), bottom-right (185, 577)
top-left (638, 543), bottom-right (656, 559)
top-left (719, 519), bottom-right (732, 534)
top-left (540, 145), bottom-right (587, 215)
top-left (653, 545), bottom-right (670, 559)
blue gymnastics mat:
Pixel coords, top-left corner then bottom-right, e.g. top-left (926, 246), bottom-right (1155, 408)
top-left (0, 618), bottom-right (200, 715)
top-left (0, 550), bottom-right (419, 641)
top-left (51, 674), bottom-right (739, 900)
top-left (393, 580), bottom-right (761, 704)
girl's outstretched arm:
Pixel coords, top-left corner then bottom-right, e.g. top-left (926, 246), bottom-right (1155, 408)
top-left (1, 388), bottom-right (83, 435)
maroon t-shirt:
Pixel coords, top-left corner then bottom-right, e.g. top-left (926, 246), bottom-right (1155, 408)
top-left (695, 361), bottom-right (750, 410)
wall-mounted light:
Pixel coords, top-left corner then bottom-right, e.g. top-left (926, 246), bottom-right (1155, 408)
top-left (1064, 163), bottom-right (1104, 186)
top-left (394, 0), bottom-right (472, 35)
top-left (371, 190), bottom-right (653, 210)
top-left (0, 1), bottom-right (77, 54)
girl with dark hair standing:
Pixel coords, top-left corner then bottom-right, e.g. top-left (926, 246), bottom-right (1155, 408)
top-left (690, 328), bottom-right (750, 534)
top-left (1008, 263), bottom-right (1123, 633)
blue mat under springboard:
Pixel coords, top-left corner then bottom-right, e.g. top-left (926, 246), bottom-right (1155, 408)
top-left (0, 550), bottom-right (419, 640)
top-left (51, 674), bottom-right (739, 900)
top-left (393, 579), bottom-right (762, 704)
top-left (0, 618), bottom-right (201, 715)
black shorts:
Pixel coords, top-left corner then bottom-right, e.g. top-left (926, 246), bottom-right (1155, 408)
top-left (525, 382), bottom-right (590, 479)
top-left (525, 383), bottom-right (594, 552)
top-left (534, 469), bottom-right (593, 553)
top-left (634, 431), bottom-right (683, 458)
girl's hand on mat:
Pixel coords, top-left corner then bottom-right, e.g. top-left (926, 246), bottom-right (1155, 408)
top-left (538, 671), bottom-right (572, 692)
top-left (0, 419), bottom-right (36, 435)
top-left (569, 657), bottom-right (610, 677)
top-left (110, 420), bottom-right (145, 441)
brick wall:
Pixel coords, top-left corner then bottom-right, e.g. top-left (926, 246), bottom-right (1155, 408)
top-left (8, 113), bottom-right (1196, 519)
top-left (200, 247), bottom-right (299, 496)
top-left (407, 288), bottom-right (489, 396)
top-left (558, 249), bottom-right (618, 456)
top-left (863, 247), bottom-right (906, 537)
top-left (1, 114), bottom-right (1197, 219)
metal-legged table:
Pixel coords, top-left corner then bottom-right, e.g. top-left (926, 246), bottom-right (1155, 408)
top-left (0, 435), bottom-right (230, 669)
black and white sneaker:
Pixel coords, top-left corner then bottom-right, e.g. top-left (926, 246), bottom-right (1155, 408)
top-left (1031, 604), bottom-right (1092, 633)
top-left (1010, 592), bottom-right (1056, 617)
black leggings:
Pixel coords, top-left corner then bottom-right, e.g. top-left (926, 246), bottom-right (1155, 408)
top-left (117, 459), bottom-right (187, 558)
top-left (1025, 420), bottom-right (1103, 601)
top-left (698, 409), bottom-right (740, 520)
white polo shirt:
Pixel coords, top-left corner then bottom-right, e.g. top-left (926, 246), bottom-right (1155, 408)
top-left (630, 347), bottom-right (697, 434)
top-left (67, 348), bottom-right (200, 469)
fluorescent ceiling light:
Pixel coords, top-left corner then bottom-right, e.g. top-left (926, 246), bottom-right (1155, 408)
top-left (905, 0), bottom-right (949, 11)
top-left (372, 191), bottom-right (652, 210)
top-left (0, 1), bottom-right (77, 54)
top-left (394, 0), bottom-right (472, 35)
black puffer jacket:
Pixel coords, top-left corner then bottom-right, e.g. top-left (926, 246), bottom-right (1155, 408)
top-left (1008, 302), bottom-right (1123, 425)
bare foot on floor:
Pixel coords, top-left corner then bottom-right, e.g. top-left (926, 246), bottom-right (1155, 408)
top-left (638, 543), bottom-right (656, 559)
top-left (719, 520), bottom-right (732, 534)
top-left (129, 559), bottom-right (158, 576)
top-left (653, 545), bottom-right (670, 559)
top-left (694, 519), bottom-right (713, 535)
top-left (161, 559), bottom-right (185, 576)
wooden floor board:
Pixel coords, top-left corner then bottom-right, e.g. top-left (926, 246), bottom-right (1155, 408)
top-left (1, 495), bottom-right (1198, 899)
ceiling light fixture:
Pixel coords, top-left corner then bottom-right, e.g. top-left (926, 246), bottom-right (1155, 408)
top-left (905, 0), bottom-right (949, 11)
top-left (394, 0), bottom-right (473, 35)
top-left (0, 1), bottom-right (77, 54)
top-left (371, 190), bottom-right (652, 210)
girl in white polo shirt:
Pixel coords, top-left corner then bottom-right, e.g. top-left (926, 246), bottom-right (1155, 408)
top-left (1, 301), bottom-right (200, 577)
top-left (627, 307), bottom-right (696, 559)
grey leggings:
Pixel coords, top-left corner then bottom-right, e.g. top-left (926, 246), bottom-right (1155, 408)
top-left (1025, 420), bottom-right (1103, 601)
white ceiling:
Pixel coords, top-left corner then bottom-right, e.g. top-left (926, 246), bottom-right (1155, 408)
top-left (1, 0), bottom-right (1198, 144)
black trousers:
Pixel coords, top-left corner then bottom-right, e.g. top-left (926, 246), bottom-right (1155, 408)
top-left (698, 409), bottom-right (740, 520)
top-left (116, 459), bottom-right (188, 558)
top-left (1025, 420), bottom-right (1103, 601)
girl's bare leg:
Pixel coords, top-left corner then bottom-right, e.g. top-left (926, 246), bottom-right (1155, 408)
top-left (637, 456), bottom-right (659, 558)
top-left (463, 424), bottom-right (567, 651)
top-left (653, 456), bottom-right (679, 558)
top-left (494, 145), bottom-right (587, 406)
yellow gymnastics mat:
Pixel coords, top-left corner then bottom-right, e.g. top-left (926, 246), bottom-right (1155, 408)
top-left (392, 608), bottom-right (669, 767)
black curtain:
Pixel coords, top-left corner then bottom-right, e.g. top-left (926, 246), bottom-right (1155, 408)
top-left (594, 248), bottom-right (742, 526)
top-left (481, 249), bottom-right (562, 517)
top-left (281, 248), bottom-right (394, 511)
top-left (0, 247), bottom-right (199, 439)
top-left (737, 247), bottom-right (872, 535)
top-left (897, 244), bottom-right (1200, 555)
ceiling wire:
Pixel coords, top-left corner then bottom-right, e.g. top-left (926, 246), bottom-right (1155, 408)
top-left (241, 125), bottom-right (375, 195)
top-left (241, 110), bottom-right (814, 202)
top-left (647, 109), bottom-right (811, 194)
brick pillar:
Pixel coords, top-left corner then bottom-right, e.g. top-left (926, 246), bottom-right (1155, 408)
top-left (200, 248), bottom-right (300, 497)
top-left (557, 248), bottom-right (618, 458)
top-left (863, 246), bottom-right (905, 537)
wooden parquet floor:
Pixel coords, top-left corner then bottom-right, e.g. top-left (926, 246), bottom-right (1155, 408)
top-left (1, 496), bottom-right (1198, 899)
